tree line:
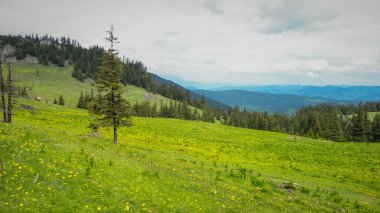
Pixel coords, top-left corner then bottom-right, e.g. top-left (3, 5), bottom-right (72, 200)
top-left (79, 88), bottom-right (380, 143)
top-left (0, 34), bottom-right (227, 110)
top-left (223, 102), bottom-right (380, 142)
top-left (3, 34), bottom-right (380, 143)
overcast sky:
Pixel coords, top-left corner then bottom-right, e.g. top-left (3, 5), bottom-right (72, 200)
top-left (1, 0), bottom-right (379, 85)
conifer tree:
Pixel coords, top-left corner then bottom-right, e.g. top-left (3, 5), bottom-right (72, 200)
top-left (54, 98), bottom-right (57, 104)
top-left (364, 104), bottom-right (372, 141)
top-left (77, 91), bottom-right (85, 108)
top-left (0, 52), bottom-right (6, 122)
top-left (325, 111), bottom-right (344, 141)
top-left (58, 95), bottom-right (65, 106)
top-left (352, 102), bottom-right (366, 141)
top-left (88, 25), bottom-right (132, 144)
top-left (372, 114), bottom-right (380, 142)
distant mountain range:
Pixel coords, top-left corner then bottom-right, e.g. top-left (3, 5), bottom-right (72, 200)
top-left (149, 73), bottom-right (230, 110)
top-left (163, 75), bottom-right (380, 101)
top-left (193, 90), bottom-right (354, 113)
top-left (205, 85), bottom-right (380, 102)
top-left (163, 75), bottom-right (380, 113)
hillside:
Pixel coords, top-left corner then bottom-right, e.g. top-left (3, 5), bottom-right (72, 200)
top-left (206, 85), bottom-right (380, 101)
top-left (195, 89), bottom-right (350, 113)
top-left (0, 35), bottom-right (228, 110)
top-left (11, 63), bottom-right (175, 107)
top-left (150, 73), bottom-right (229, 109)
top-left (0, 98), bottom-right (379, 212)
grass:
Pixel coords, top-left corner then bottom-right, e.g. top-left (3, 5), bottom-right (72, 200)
top-left (11, 63), bottom-right (173, 107)
top-left (369, 112), bottom-right (380, 120)
top-left (0, 98), bottom-right (379, 212)
top-left (0, 62), bottom-right (379, 211)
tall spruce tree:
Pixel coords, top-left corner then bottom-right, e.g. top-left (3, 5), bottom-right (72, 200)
top-left (364, 104), bottom-right (372, 141)
top-left (372, 114), bottom-right (380, 142)
top-left (352, 102), bottom-right (366, 142)
top-left (89, 26), bottom-right (132, 144)
top-left (325, 110), bottom-right (344, 141)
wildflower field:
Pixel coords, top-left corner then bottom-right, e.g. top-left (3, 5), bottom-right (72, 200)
top-left (0, 63), bottom-right (379, 212)
top-left (0, 98), bottom-right (379, 212)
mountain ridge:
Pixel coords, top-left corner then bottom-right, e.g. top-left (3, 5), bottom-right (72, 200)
top-left (194, 89), bottom-right (355, 113)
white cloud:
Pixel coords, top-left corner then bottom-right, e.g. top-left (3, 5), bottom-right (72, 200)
top-left (306, 71), bottom-right (319, 77)
top-left (0, 0), bottom-right (379, 85)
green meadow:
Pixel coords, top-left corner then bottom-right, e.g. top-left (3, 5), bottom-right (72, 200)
top-left (0, 63), bottom-right (379, 212)
top-left (12, 63), bottom-right (172, 107)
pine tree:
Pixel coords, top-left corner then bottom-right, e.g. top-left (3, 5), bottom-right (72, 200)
top-left (58, 95), bottom-right (65, 106)
top-left (372, 114), bottom-right (380, 142)
top-left (325, 111), bottom-right (344, 141)
top-left (352, 102), bottom-right (366, 142)
top-left (54, 98), bottom-right (57, 104)
top-left (77, 91), bottom-right (85, 108)
top-left (364, 104), bottom-right (372, 141)
top-left (88, 25), bottom-right (132, 144)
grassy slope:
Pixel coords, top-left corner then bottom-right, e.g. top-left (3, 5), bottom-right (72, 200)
top-left (0, 63), bottom-right (379, 211)
top-left (12, 63), bottom-right (173, 107)
top-left (0, 98), bottom-right (379, 212)
top-left (369, 112), bottom-right (380, 120)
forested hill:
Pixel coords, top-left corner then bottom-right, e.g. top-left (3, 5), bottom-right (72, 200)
top-left (0, 34), bottom-right (228, 109)
top-left (194, 89), bottom-right (353, 113)
top-left (149, 73), bottom-right (229, 109)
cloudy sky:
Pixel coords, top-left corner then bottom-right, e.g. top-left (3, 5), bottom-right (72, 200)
top-left (1, 0), bottom-right (379, 85)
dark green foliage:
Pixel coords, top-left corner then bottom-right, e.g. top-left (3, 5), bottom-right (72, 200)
top-left (77, 91), bottom-right (85, 108)
top-left (77, 91), bottom-right (93, 109)
top-left (58, 95), bottom-right (65, 106)
top-left (53, 98), bottom-right (57, 104)
top-left (222, 102), bottom-right (380, 142)
top-left (0, 35), bottom-right (228, 111)
top-left (352, 102), bottom-right (370, 142)
top-left (324, 111), bottom-right (344, 141)
top-left (0, 34), bottom-right (103, 80)
top-left (372, 114), bottom-right (380, 142)
top-left (88, 26), bottom-right (132, 144)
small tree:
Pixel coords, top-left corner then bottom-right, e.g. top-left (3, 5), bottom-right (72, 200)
top-left (54, 98), bottom-right (57, 104)
top-left (77, 91), bottom-right (86, 108)
top-left (89, 25), bottom-right (132, 144)
top-left (58, 95), bottom-right (65, 105)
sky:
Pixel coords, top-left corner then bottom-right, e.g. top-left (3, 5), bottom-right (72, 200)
top-left (0, 0), bottom-right (380, 85)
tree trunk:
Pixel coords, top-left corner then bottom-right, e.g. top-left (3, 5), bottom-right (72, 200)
top-left (7, 63), bottom-right (12, 124)
top-left (0, 157), bottom-right (5, 192)
top-left (0, 61), bottom-right (6, 123)
top-left (113, 124), bottom-right (118, 144)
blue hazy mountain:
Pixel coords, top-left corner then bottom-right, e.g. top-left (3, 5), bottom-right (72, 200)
top-left (206, 85), bottom-right (380, 101)
top-left (163, 75), bottom-right (380, 101)
top-left (194, 90), bottom-right (354, 113)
